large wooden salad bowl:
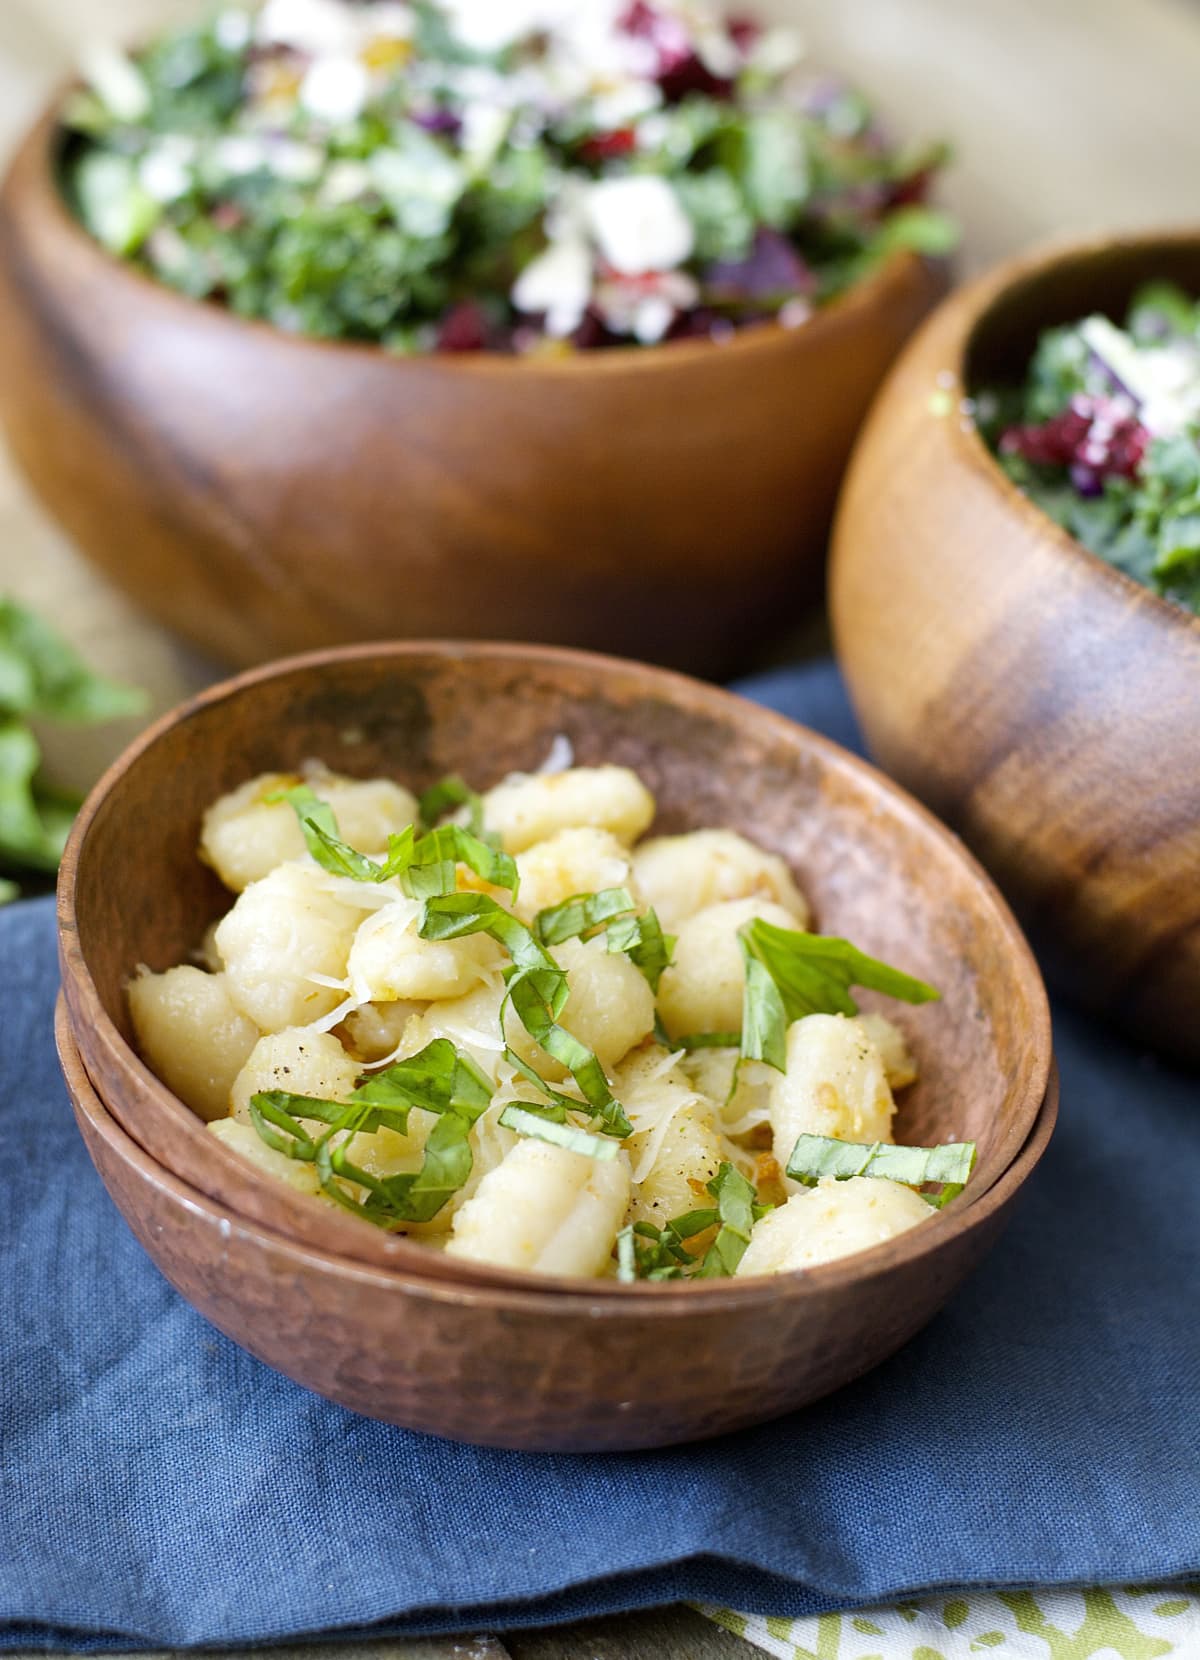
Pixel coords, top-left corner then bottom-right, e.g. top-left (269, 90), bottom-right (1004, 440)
top-left (0, 107), bottom-right (945, 678)
top-left (59, 641), bottom-right (1052, 1308)
top-left (831, 232), bottom-right (1200, 1066)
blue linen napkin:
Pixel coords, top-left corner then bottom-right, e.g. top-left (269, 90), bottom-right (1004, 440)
top-left (3, 660), bottom-right (1198, 1652)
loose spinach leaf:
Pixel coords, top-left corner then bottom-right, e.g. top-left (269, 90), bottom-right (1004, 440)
top-left (0, 602), bottom-right (145, 897)
top-left (0, 598), bottom-right (146, 723)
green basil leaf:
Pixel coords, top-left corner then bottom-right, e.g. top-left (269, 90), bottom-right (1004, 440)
top-left (276, 787), bottom-right (516, 899)
top-left (695, 1161), bottom-right (764, 1278)
top-left (272, 784), bottom-right (385, 879)
top-left (506, 972), bottom-right (632, 1138)
top-left (247, 1093), bottom-right (322, 1161)
top-left (421, 892), bottom-right (631, 1136)
top-left (499, 1103), bottom-right (620, 1160)
top-left (738, 918), bottom-right (939, 1072)
top-left (418, 773), bottom-right (490, 840)
top-left (501, 1047), bottom-right (576, 1119)
top-left (737, 946), bottom-right (790, 1073)
top-left (402, 1108), bottom-right (476, 1218)
top-left (535, 886), bottom-right (636, 947)
top-left (785, 1132), bottom-right (976, 1201)
top-left (0, 720), bottom-right (52, 870)
top-left (605, 907), bottom-right (675, 992)
top-left (396, 824), bottom-right (517, 899)
top-left (356, 1037), bottom-right (491, 1122)
top-left (420, 890), bottom-right (558, 977)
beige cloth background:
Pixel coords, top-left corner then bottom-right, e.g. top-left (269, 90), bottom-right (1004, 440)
top-left (2, 0), bottom-right (1198, 788)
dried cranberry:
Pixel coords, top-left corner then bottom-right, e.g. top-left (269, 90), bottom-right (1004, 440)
top-left (619, 1), bottom-right (732, 101)
top-left (887, 166), bottom-right (933, 208)
top-left (658, 54), bottom-right (733, 101)
top-left (570, 307), bottom-right (622, 351)
top-left (577, 127), bottom-right (638, 164)
top-left (727, 14), bottom-right (761, 50)
top-left (999, 394), bottom-right (1150, 486)
top-left (436, 301), bottom-right (491, 352)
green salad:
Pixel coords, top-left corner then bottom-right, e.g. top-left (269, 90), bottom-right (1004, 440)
top-left (978, 283), bottom-right (1200, 615)
top-left (62, 0), bottom-right (953, 353)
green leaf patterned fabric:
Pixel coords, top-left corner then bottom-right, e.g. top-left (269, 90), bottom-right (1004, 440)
top-left (698, 1586), bottom-right (1200, 1660)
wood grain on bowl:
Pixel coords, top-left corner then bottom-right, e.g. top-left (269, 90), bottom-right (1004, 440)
top-left (0, 105), bottom-right (947, 679)
top-left (831, 231), bottom-right (1200, 1066)
top-left (59, 1000), bottom-right (1059, 1450)
top-left (57, 641), bottom-right (1052, 1284)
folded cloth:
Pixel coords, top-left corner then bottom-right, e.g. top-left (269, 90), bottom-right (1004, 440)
top-left (2, 660), bottom-right (1197, 1652)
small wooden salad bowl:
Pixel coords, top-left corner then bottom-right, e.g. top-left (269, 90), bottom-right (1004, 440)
top-left (58, 640), bottom-right (1052, 1292)
top-left (0, 105), bottom-right (946, 679)
top-left (60, 1001), bottom-right (1058, 1450)
top-left (830, 230), bottom-right (1200, 1066)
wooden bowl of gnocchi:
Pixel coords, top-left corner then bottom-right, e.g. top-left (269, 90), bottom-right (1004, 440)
top-left (59, 997), bottom-right (1058, 1451)
top-left (58, 641), bottom-right (1054, 1444)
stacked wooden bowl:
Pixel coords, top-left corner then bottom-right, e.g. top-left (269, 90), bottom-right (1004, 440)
top-left (58, 642), bottom-right (1056, 1451)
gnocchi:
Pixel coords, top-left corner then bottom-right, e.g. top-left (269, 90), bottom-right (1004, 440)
top-left (768, 1013), bottom-right (897, 1180)
top-left (483, 765), bottom-right (654, 852)
top-left (129, 965), bottom-right (259, 1122)
top-left (201, 768), bottom-right (419, 893)
top-left (632, 828), bottom-right (810, 931)
top-left (735, 1176), bottom-right (933, 1276)
top-left (215, 861), bottom-right (362, 1032)
top-left (131, 755), bottom-right (962, 1285)
top-left (657, 897), bottom-right (800, 1038)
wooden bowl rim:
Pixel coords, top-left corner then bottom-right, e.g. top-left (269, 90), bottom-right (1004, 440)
top-left (58, 994), bottom-right (1059, 1312)
top-left (942, 226), bottom-right (1200, 638)
top-left (57, 638), bottom-right (1054, 1294)
top-left (12, 93), bottom-right (936, 381)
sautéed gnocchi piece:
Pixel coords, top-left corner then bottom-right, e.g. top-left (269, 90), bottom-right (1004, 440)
top-left (129, 755), bottom-right (974, 1282)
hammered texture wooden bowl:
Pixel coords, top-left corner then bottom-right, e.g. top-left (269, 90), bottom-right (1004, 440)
top-left (831, 232), bottom-right (1200, 1066)
top-left (0, 106), bottom-right (946, 678)
top-left (60, 1001), bottom-right (1059, 1451)
top-left (58, 640), bottom-right (1053, 1294)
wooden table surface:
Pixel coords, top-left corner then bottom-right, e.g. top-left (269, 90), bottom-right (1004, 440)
top-left (3, 1), bottom-right (1198, 1654)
